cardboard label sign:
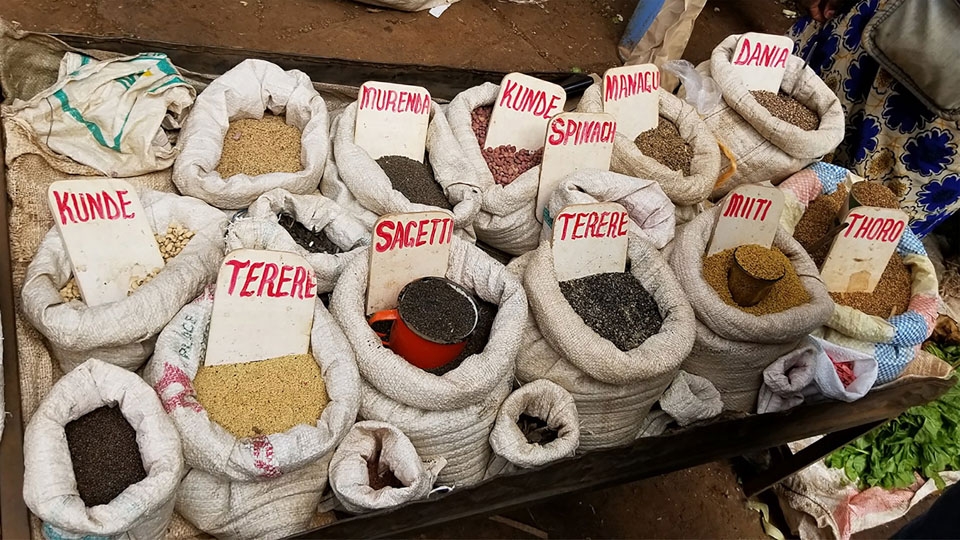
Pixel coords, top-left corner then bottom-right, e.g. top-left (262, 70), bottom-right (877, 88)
top-left (354, 81), bottom-right (432, 162)
top-left (552, 202), bottom-right (629, 282)
top-left (205, 249), bottom-right (317, 366)
top-left (47, 179), bottom-right (164, 306)
top-left (821, 207), bottom-right (908, 294)
top-left (707, 185), bottom-right (785, 256)
top-left (367, 211), bottom-right (454, 315)
top-left (536, 112), bottom-right (616, 223)
top-left (731, 32), bottom-right (795, 92)
top-left (602, 64), bottom-right (661, 139)
top-left (483, 73), bottom-right (566, 152)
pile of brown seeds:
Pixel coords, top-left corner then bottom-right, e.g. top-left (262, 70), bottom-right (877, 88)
top-left (735, 244), bottom-right (786, 280)
top-left (217, 114), bottom-right (303, 178)
top-left (634, 117), bottom-right (693, 175)
top-left (751, 90), bottom-right (820, 130)
top-left (831, 253), bottom-right (912, 318)
top-left (66, 405), bottom-right (147, 507)
top-left (278, 213), bottom-right (340, 254)
top-left (518, 414), bottom-right (558, 445)
top-left (793, 184), bottom-right (848, 267)
top-left (851, 181), bottom-right (900, 208)
top-left (702, 246), bottom-right (811, 315)
top-left (377, 155), bottom-right (452, 209)
top-left (471, 105), bottom-right (543, 186)
top-left (559, 272), bottom-right (663, 352)
top-left (367, 458), bottom-right (404, 491)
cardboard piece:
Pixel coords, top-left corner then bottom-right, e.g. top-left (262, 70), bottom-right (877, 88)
top-left (821, 207), bottom-right (908, 294)
top-left (536, 112), bottom-right (616, 223)
top-left (551, 202), bottom-right (629, 282)
top-left (205, 249), bottom-right (317, 366)
top-left (367, 211), bottom-right (455, 315)
top-left (730, 32), bottom-right (795, 93)
top-left (483, 73), bottom-right (566, 151)
top-left (354, 81), bottom-right (432, 162)
top-left (707, 185), bottom-right (785, 256)
top-left (47, 179), bottom-right (164, 306)
top-left (602, 64), bottom-right (661, 140)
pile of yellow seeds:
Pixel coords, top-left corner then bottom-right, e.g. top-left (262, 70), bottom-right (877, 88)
top-left (59, 278), bottom-right (81, 302)
top-left (216, 114), bottom-right (303, 178)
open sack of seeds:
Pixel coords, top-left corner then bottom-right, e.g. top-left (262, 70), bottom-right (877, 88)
top-left (509, 232), bottom-right (696, 451)
top-left (692, 34), bottom-right (845, 199)
top-left (577, 82), bottom-right (721, 210)
top-left (485, 379), bottom-right (580, 478)
top-left (669, 205), bottom-right (835, 412)
top-left (328, 420), bottom-right (446, 514)
top-left (321, 100), bottom-right (482, 236)
top-left (330, 236), bottom-right (526, 486)
top-left (21, 188), bottom-right (227, 373)
top-left (245, 188), bottom-right (368, 291)
top-left (778, 163), bottom-right (939, 384)
top-left (23, 359), bottom-right (183, 539)
top-left (173, 58), bottom-right (329, 209)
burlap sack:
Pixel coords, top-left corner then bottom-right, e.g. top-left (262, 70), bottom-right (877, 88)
top-left (244, 189), bottom-right (369, 292)
top-left (637, 370), bottom-right (723, 437)
top-left (513, 232), bottom-right (696, 450)
top-left (23, 359), bottom-right (183, 539)
top-left (541, 169), bottom-right (676, 249)
top-left (330, 237), bottom-right (526, 486)
top-left (447, 82), bottom-right (542, 255)
top-left (320, 100), bottom-right (482, 236)
top-left (173, 59), bottom-right (329, 209)
top-left (669, 205), bottom-right (835, 412)
top-left (485, 379), bottom-right (580, 478)
top-left (697, 35), bottom-right (845, 198)
top-left (577, 83), bottom-right (720, 207)
top-left (21, 188), bottom-right (227, 373)
top-left (328, 420), bottom-right (446, 514)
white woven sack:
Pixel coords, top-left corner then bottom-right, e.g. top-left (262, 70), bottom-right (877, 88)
top-left (173, 58), bottom-right (329, 209)
top-left (330, 236), bottom-right (526, 486)
top-left (21, 188), bottom-right (227, 373)
top-left (329, 420), bottom-right (446, 514)
top-left (577, 83), bottom-right (720, 207)
top-left (447, 82), bottom-right (542, 255)
top-left (541, 169), bottom-right (676, 249)
top-left (485, 379), bottom-right (580, 478)
top-left (23, 359), bottom-right (183, 539)
top-left (320, 100), bottom-right (482, 236)
top-left (243, 189), bottom-right (369, 292)
top-left (514, 232), bottom-right (696, 451)
top-left (669, 206), bottom-right (835, 412)
top-left (697, 35), bottom-right (845, 198)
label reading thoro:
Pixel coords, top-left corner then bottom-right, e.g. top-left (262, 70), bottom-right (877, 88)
top-left (707, 184), bottom-right (785, 256)
top-left (602, 64), bottom-right (660, 139)
top-left (731, 32), bottom-right (795, 93)
top-left (205, 249), bottom-right (317, 367)
top-left (483, 73), bottom-right (566, 152)
top-left (821, 207), bottom-right (908, 294)
top-left (367, 211), bottom-right (454, 315)
top-left (552, 202), bottom-right (629, 282)
top-left (47, 179), bottom-right (164, 307)
top-left (354, 81), bottom-right (432, 162)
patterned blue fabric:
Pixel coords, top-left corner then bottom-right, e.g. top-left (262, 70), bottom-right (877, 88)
top-left (809, 162), bottom-right (848, 194)
top-left (889, 311), bottom-right (930, 347)
top-left (875, 342), bottom-right (914, 384)
top-left (897, 228), bottom-right (927, 257)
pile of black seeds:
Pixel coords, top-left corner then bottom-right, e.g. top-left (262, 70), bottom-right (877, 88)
top-left (634, 117), bottom-right (693, 175)
top-left (518, 414), bottom-right (559, 445)
top-left (376, 155), bottom-right (452, 210)
top-left (65, 406), bottom-right (147, 507)
top-left (400, 279), bottom-right (477, 344)
top-left (278, 213), bottom-right (340, 254)
top-left (750, 90), bottom-right (820, 130)
top-left (427, 300), bottom-right (498, 376)
top-left (559, 272), bottom-right (663, 351)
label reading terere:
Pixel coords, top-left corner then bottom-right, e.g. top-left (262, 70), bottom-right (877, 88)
top-left (730, 32), bottom-right (795, 93)
top-left (821, 207), bottom-right (908, 294)
top-left (552, 202), bottom-right (629, 282)
top-left (47, 179), bottom-right (164, 307)
top-left (707, 184), bottom-right (785, 256)
top-left (367, 211), bottom-right (454, 315)
top-left (354, 81), bottom-right (431, 162)
top-left (205, 249), bottom-right (317, 366)
top-left (483, 73), bottom-right (566, 152)
top-left (536, 112), bottom-right (616, 223)
top-left (602, 64), bottom-right (660, 140)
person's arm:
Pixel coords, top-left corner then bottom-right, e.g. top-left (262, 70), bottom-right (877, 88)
top-left (795, 0), bottom-right (855, 22)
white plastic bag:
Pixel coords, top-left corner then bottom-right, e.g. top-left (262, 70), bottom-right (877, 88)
top-left (351, 0), bottom-right (460, 11)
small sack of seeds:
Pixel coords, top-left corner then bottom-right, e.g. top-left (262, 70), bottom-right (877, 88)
top-left (174, 59), bottom-right (330, 209)
top-left (21, 188), bottom-right (228, 373)
top-left (577, 83), bottom-right (720, 211)
top-left (328, 421), bottom-right (446, 514)
top-left (692, 34), bottom-right (845, 199)
top-left (320, 99), bottom-right (482, 237)
top-left (330, 236), bottom-right (527, 486)
top-left (23, 359), bottom-right (183, 539)
top-left (511, 232), bottom-right (696, 451)
top-left (669, 205), bottom-right (835, 412)
top-left (485, 380), bottom-right (580, 479)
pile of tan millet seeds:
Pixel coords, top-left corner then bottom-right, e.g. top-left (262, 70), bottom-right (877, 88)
top-left (217, 114), bottom-right (303, 178)
top-left (793, 184), bottom-right (848, 267)
top-left (634, 117), bottom-right (693, 175)
top-left (702, 245), bottom-right (811, 315)
top-left (831, 253), bottom-right (912, 318)
top-left (751, 90), bottom-right (819, 130)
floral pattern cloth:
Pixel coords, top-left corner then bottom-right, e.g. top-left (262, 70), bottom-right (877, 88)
top-left (789, 0), bottom-right (960, 237)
